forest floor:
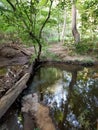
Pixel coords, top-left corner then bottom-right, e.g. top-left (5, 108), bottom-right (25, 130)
top-left (48, 42), bottom-right (98, 62)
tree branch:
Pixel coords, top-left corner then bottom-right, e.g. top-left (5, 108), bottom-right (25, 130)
top-left (39, 0), bottom-right (53, 39)
top-left (6, 0), bottom-right (16, 11)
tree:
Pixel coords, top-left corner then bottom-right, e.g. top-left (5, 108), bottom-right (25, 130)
top-left (71, 0), bottom-right (80, 44)
top-left (0, 0), bottom-right (53, 61)
top-left (80, 0), bottom-right (98, 39)
top-left (54, 0), bottom-right (81, 44)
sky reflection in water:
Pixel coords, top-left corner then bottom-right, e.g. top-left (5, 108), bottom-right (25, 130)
top-left (0, 65), bottom-right (98, 130)
top-left (28, 66), bottom-right (98, 130)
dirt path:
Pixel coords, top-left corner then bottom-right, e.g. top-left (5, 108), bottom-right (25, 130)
top-left (48, 43), bottom-right (97, 62)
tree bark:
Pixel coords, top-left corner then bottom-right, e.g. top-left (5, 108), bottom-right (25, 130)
top-left (29, 32), bottom-right (42, 61)
top-left (72, 4), bottom-right (80, 44)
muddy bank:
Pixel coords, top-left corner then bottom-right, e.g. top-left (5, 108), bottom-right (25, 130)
top-left (0, 44), bottom-right (33, 67)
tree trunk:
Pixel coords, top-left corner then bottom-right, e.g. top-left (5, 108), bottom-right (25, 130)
top-left (72, 4), bottom-right (80, 44)
top-left (61, 10), bottom-right (66, 44)
top-left (29, 32), bottom-right (42, 61)
top-left (57, 23), bottom-right (60, 42)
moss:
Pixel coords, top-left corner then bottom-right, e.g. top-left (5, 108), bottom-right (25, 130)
top-left (0, 68), bottom-right (7, 75)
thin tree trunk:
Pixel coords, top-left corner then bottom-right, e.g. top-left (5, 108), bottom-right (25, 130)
top-left (61, 10), bottom-right (66, 44)
top-left (72, 4), bottom-right (80, 44)
top-left (29, 32), bottom-right (42, 61)
top-left (57, 23), bottom-right (60, 42)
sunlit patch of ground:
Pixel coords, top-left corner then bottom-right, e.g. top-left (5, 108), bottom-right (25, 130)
top-left (48, 43), bottom-right (98, 62)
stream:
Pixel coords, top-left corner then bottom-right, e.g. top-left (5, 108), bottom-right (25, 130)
top-left (0, 63), bottom-right (98, 130)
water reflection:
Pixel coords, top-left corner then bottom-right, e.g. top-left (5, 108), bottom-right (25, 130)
top-left (28, 66), bottom-right (98, 130)
top-left (0, 65), bottom-right (98, 130)
top-left (0, 106), bottom-right (23, 130)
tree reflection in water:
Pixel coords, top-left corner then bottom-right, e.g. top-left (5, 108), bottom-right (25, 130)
top-left (0, 65), bottom-right (98, 130)
top-left (33, 66), bottom-right (98, 130)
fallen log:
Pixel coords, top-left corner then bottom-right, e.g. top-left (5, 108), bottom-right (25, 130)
top-left (0, 72), bottom-right (30, 119)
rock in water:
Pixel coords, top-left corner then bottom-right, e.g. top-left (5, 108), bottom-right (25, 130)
top-left (21, 93), bottom-right (56, 130)
top-left (21, 93), bottom-right (38, 114)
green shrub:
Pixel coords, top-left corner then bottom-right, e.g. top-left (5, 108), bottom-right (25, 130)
top-left (75, 43), bottom-right (90, 54)
top-left (75, 37), bottom-right (98, 54)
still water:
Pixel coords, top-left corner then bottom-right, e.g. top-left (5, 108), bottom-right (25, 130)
top-left (0, 64), bottom-right (98, 130)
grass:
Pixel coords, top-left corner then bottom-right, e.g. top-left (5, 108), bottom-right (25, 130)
top-left (34, 128), bottom-right (40, 130)
top-left (41, 50), bottom-right (60, 60)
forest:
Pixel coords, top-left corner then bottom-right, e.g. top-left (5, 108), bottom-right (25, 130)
top-left (0, 0), bottom-right (98, 130)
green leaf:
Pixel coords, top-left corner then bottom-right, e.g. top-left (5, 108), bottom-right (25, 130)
top-left (39, 0), bottom-right (48, 6)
